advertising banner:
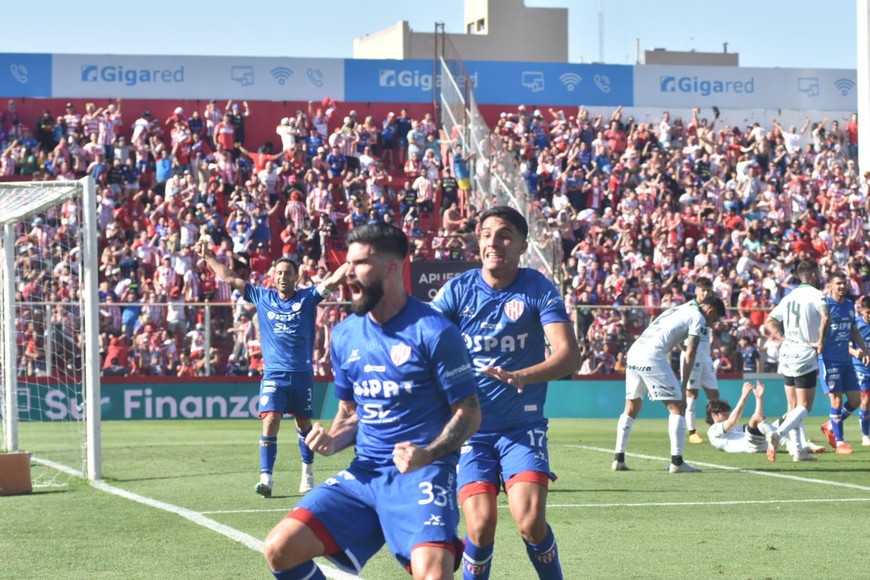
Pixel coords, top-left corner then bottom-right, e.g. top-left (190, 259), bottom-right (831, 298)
top-left (14, 378), bottom-right (837, 420)
top-left (409, 260), bottom-right (480, 301)
top-left (634, 65), bottom-right (857, 111)
top-left (467, 61), bottom-right (633, 107)
top-left (0, 53), bottom-right (52, 97)
top-left (15, 380), bottom-right (333, 421)
top-left (51, 54), bottom-right (345, 100)
top-left (344, 59), bottom-right (633, 106)
top-left (0, 52), bottom-right (857, 113)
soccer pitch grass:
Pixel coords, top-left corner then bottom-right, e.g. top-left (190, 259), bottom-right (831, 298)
top-left (2, 418), bottom-right (869, 579)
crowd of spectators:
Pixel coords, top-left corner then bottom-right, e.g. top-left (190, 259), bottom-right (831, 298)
top-left (488, 104), bottom-right (862, 375)
top-left (5, 97), bottom-right (479, 378)
top-left (3, 95), bottom-right (863, 379)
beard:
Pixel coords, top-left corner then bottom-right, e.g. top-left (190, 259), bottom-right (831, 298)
top-left (350, 279), bottom-right (385, 315)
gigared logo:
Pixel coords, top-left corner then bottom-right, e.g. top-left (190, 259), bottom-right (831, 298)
top-left (504, 299), bottom-right (525, 321)
top-left (391, 343), bottom-right (412, 366)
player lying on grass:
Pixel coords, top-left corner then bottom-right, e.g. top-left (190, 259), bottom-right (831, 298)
top-left (705, 381), bottom-right (774, 453)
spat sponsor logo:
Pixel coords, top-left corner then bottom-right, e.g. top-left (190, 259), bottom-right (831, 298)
top-left (464, 333), bottom-right (529, 354)
top-left (353, 379), bottom-right (413, 398)
top-left (266, 311), bottom-right (299, 322)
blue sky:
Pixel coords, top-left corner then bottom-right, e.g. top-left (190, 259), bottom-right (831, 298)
top-left (0, 0), bottom-right (858, 69)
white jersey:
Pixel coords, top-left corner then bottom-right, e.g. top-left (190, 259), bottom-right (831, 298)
top-left (683, 299), bottom-right (712, 361)
top-left (707, 422), bottom-right (767, 453)
top-left (629, 302), bottom-right (708, 363)
top-left (768, 284), bottom-right (827, 376)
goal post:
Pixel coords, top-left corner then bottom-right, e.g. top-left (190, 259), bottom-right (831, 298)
top-left (0, 176), bottom-right (102, 482)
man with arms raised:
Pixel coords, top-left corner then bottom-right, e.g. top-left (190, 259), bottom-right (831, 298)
top-left (263, 223), bottom-right (481, 580)
top-left (431, 206), bottom-right (580, 580)
top-left (197, 242), bottom-right (347, 496)
top-left (613, 292), bottom-right (726, 472)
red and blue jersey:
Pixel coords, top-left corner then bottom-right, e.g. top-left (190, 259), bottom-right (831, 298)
top-left (431, 268), bottom-right (569, 432)
top-left (822, 296), bottom-right (855, 364)
top-left (330, 297), bottom-right (476, 466)
top-left (244, 284), bottom-right (322, 373)
top-left (853, 316), bottom-right (870, 376)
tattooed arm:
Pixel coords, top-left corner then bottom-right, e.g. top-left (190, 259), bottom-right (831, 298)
top-left (392, 394), bottom-right (481, 474)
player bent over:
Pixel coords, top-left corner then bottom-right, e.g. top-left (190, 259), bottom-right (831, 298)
top-left (614, 295), bottom-right (726, 473)
top-left (682, 277), bottom-right (720, 445)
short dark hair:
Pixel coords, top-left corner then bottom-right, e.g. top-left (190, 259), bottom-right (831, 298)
top-left (274, 257), bottom-right (298, 273)
top-left (796, 259), bottom-right (819, 282)
top-left (478, 205), bottom-right (529, 239)
top-left (705, 399), bottom-right (732, 425)
top-left (827, 270), bottom-right (847, 283)
top-left (859, 295), bottom-right (870, 310)
top-left (346, 223), bottom-right (408, 260)
top-left (699, 294), bottom-right (726, 318)
top-left (695, 276), bottom-right (713, 290)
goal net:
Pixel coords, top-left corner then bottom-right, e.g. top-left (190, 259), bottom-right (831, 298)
top-left (0, 177), bottom-right (102, 484)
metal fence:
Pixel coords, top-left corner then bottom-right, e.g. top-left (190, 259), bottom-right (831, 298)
top-left (438, 37), bottom-right (562, 282)
top-left (10, 298), bottom-right (774, 380)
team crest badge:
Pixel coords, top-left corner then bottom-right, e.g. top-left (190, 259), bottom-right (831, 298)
top-left (504, 299), bottom-right (525, 321)
top-left (391, 343), bottom-right (412, 366)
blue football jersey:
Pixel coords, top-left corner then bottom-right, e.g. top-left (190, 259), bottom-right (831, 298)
top-left (430, 268), bottom-right (570, 432)
top-left (853, 316), bottom-right (870, 375)
top-left (244, 284), bottom-right (322, 373)
top-left (330, 297), bottom-right (477, 466)
top-left (822, 296), bottom-right (855, 363)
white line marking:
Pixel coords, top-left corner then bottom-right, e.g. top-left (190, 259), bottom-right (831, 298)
top-left (568, 445), bottom-right (870, 492)
top-left (203, 508), bottom-right (300, 514)
top-left (204, 497), bottom-right (870, 515)
top-left (544, 498), bottom-right (870, 508)
top-left (31, 455), bottom-right (359, 580)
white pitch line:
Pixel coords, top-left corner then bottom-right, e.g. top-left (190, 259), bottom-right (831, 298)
top-left (544, 497), bottom-right (870, 508)
top-left (568, 445), bottom-right (870, 492)
top-left (205, 496), bottom-right (870, 515)
top-left (203, 507), bottom-right (301, 514)
top-left (31, 455), bottom-right (360, 580)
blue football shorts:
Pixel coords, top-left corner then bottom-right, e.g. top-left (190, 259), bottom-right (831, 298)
top-left (291, 459), bottom-right (461, 574)
top-left (257, 371), bottom-right (314, 418)
top-left (853, 366), bottom-right (870, 392)
top-left (457, 420), bottom-right (555, 493)
top-left (819, 359), bottom-right (860, 394)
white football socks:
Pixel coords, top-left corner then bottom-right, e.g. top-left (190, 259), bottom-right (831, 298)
top-left (615, 414), bottom-right (635, 453)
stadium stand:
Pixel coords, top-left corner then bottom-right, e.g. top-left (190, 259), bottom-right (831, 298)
top-left (1, 96), bottom-right (863, 378)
